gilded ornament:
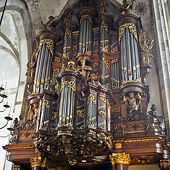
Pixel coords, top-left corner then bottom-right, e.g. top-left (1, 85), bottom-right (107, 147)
top-left (111, 46), bottom-right (118, 53)
top-left (64, 28), bottom-right (72, 40)
top-left (99, 110), bottom-right (106, 119)
top-left (93, 62), bottom-right (98, 67)
top-left (80, 15), bottom-right (92, 24)
top-left (30, 157), bottom-right (41, 168)
top-left (89, 94), bottom-right (97, 106)
top-left (119, 23), bottom-right (138, 42)
top-left (111, 59), bottom-right (118, 64)
top-left (41, 158), bottom-right (50, 168)
top-left (93, 40), bottom-right (98, 46)
top-left (38, 39), bottom-right (54, 56)
top-left (77, 109), bottom-right (85, 118)
top-left (72, 44), bottom-right (77, 50)
top-left (55, 51), bottom-right (62, 56)
top-left (110, 41), bottom-right (118, 48)
top-left (53, 68), bottom-right (60, 72)
top-left (13, 165), bottom-right (20, 170)
top-left (44, 99), bottom-right (51, 110)
top-left (101, 45), bottom-right (109, 52)
top-left (101, 57), bottom-right (109, 69)
top-left (99, 96), bottom-right (106, 103)
top-left (61, 81), bottom-right (76, 91)
top-left (63, 52), bottom-right (70, 59)
top-left (100, 21), bottom-right (108, 32)
top-left (93, 49), bottom-right (98, 54)
top-left (85, 50), bottom-right (91, 55)
top-left (115, 143), bottom-right (122, 149)
top-left (110, 153), bottom-right (131, 165)
top-left (52, 111), bottom-right (58, 120)
top-left (55, 56), bottom-right (60, 62)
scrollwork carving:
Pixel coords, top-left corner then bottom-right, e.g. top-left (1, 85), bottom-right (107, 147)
top-left (119, 23), bottom-right (138, 42)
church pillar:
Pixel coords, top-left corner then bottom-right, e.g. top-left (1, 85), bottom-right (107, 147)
top-left (110, 153), bottom-right (131, 170)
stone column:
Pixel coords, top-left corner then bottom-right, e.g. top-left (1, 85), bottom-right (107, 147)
top-left (110, 153), bottom-right (131, 170)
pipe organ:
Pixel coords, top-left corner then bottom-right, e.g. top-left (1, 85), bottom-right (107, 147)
top-left (4, 0), bottom-right (170, 170)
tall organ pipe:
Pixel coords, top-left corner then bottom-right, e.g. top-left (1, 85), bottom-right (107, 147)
top-left (34, 47), bottom-right (42, 93)
top-left (130, 33), bottom-right (136, 80)
top-left (37, 44), bottom-right (46, 92)
top-left (126, 28), bottom-right (132, 81)
top-left (41, 47), bottom-right (49, 89)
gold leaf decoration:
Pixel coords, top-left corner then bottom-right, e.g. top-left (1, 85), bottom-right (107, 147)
top-left (119, 23), bottom-right (138, 42)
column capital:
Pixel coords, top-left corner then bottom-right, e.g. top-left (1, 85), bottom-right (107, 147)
top-left (110, 152), bottom-right (131, 165)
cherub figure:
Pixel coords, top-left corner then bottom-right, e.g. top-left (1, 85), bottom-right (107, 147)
top-left (123, 92), bottom-right (141, 113)
top-left (98, 1), bottom-right (109, 13)
top-left (139, 29), bottom-right (154, 66)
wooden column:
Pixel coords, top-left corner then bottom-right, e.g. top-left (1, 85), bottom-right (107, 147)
top-left (110, 153), bottom-right (131, 170)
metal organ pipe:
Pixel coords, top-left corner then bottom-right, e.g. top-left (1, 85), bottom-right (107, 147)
top-left (130, 33), bottom-right (137, 80)
top-left (41, 47), bottom-right (49, 89)
top-left (34, 47), bottom-right (42, 93)
top-left (126, 28), bottom-right (132, 81)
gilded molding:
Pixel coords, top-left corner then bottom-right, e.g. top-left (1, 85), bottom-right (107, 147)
top-left (119, 23), bottom-right (138, 42)
top-left (110, 153), bottom-right (131, 165)
top-left (80, 15), bottom-right (92, 24)
top-left (39, 39), bottom-right (54, 56)
top-left (61, 81), bottom-right (76, 91)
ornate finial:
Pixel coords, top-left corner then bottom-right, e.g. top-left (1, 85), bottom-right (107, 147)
top-left (43, 16), bottom-right (58, 31)
top-left (139, 29), bottom-right (154, 66)
top-left (119, 0), bottom-right (136, 14)
top-left (65, 8), bottom-right (75, 20)
top-left (98, 1), bottom-right (109, 13)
